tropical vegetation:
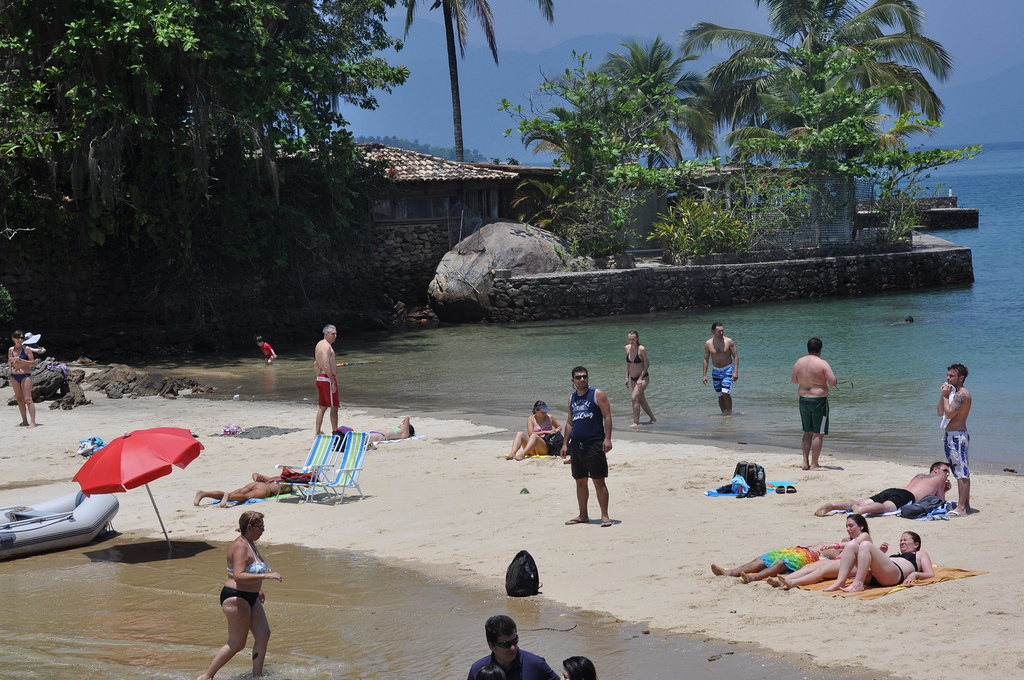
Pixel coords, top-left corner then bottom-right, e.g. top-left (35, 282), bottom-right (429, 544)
top-left (1, 0), bottom-right (407, 311)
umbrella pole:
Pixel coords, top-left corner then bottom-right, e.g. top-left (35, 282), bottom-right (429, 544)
top-left (145, 483), bottom-right (172, 549)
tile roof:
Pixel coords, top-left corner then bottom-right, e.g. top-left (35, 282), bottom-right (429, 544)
top-left (358, 143), bottom-right (519, 183)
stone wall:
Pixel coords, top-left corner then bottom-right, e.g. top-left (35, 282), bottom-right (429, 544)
top-left (372, 220), bottom-right (452, 304)
top-left (918, 208), bottom-right (979, 230)
top-left (488, 238), bottom-right (973, 322)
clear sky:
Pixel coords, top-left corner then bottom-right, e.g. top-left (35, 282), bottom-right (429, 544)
top-left (395, 0), bottom-right (1023, 86)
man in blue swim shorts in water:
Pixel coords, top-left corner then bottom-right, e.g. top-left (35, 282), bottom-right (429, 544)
top-left (702, 322), bottom-right (739, 415)
top-left (791, 337), bottom-right (837, 470)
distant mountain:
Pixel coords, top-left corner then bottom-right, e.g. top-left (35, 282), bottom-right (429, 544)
top-left (930, 60), bottom-right (1024, 147)
top-left (341, 23), bottom-right (1020, 162)
top-left (355, 135), bottom-right (488, 162)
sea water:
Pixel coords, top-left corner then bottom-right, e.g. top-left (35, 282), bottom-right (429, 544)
top-left (135, 147), bottom-right (1024, 467)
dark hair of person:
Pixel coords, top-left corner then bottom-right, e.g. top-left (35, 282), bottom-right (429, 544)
top-left (255, 335), bottom-right (265, 343)
top-left (484, 615), bottom-right (517, 644)
top-left (237, 510), bottom-right (264, 534)
top-left (571, 365), bottom-right (588, 378)
top-left (930, 461), bottom-right (949, 473)
top-left (628, 329), bottom-right (639, 341)
top-left (904, 531), bottom-right (922, 550)
top-left (947, 363), bottom-right (968, 380)
top-left (562, 655), bottom-right (598, 680)
top-left (848, 513), bottom-right (869, 535)
top-left (807, 337), bottom-right (823, 354)
top-left (711, 322), bottom-right (723, 331)
top-left (409, 425), bottom-right (415, 436)
top-left (474, 663), bottom-right (507, 680)
top-left (11, 330), bottom-right (24, 339)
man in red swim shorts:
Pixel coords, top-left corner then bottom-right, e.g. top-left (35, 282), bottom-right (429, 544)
top-left (314, 324), bottom-right (339, 434)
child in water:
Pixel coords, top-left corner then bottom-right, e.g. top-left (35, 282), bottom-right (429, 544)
top-left (255, 336), bottom-right (277, 364)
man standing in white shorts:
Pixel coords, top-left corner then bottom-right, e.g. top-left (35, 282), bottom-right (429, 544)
top-left (938, 363), bottom-right (972, 516)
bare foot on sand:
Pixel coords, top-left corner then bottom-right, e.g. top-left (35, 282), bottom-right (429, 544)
top-left (218, 493), bottom-right (229, 508)
top-left (629, 422), bottom-right (640, 428)
top-left (809, 466), bottom-right (829, 471)
top-left (252, 472), bottom-right (274, 483)
top-left (822, 582), bottom-right (843, 592)
top-left (193, 490), bottom-right (205, 506)
top-left (766, 576), bottom-right (783, 588)
top-left (841, 582), bottom-right (865, 593)
top-left (814, 502), bottom-right (837, 517)
top-left (740, 573), bottom-right (757, 583)
top-left (710, 563), bottom-right (726, 576)
top-left (777, 575), bottom-right (794, 590)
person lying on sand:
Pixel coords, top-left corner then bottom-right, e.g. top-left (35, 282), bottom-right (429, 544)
top-left (194, 472), bottom-right (295, 507)
top-left (712, 515), bottom-right (882, 585)
top-left (766, 514), bottom-right (887, 590)
top-left (364, 416), bottom-right (415, 444)
top-left (813, 462), bottom-right (951, 516)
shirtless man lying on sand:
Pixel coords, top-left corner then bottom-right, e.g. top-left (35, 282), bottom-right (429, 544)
top-left (814, 462), bottom-right (952, 516)
top-left (193, 473), bottom-right (293, 507)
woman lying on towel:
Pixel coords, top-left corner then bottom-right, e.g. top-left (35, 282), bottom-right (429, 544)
top-left (823, 531), bottom-right (933, 593)
top-left (712, 514), bottom-right (876, 583)
top-left (193, 472), bottom-right (298, 507)
top-left (768, 514), bottom-right (883, 589)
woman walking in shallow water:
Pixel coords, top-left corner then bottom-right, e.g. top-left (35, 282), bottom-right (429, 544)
top-left (8, 330), bottom-right (37, 427)
top-left (198, 510), bottom-right (282, 680)
top-left (624, 330), bottom-right (655, 426)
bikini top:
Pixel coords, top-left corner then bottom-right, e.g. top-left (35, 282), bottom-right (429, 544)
top-left (533, 416), bottom-right (554, 432)
top-left (890, 551), bottom-right (918, 570)
top-left (228, 540), bottom-right (270, 575)
top-left (8, 347), bottom-right (30, 372)
top-left (626, 349), bottom-right (644, 364)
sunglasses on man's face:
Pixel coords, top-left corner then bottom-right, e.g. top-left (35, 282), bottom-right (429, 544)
top-left (492, 635), bottom-right (519, 649)
top-left (573, 375), bottom-right (588, 380)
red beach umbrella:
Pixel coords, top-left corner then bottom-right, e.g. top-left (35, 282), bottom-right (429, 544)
top-left (73, 427), bottom-right (203, 546)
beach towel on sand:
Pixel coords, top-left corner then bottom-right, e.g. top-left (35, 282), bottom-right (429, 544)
top-left (797, 567), bottom-right (986, 600)
top-left (705, 481), bottom-right (795, 497)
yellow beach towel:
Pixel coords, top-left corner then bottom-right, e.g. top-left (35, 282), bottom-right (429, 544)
top-left (799, 566), bottom-right (987, 600)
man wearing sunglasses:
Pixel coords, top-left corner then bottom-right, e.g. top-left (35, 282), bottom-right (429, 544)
top-left (561, 367), bottom-right (614, 528)
top-left (466, 615), bottom-right (558, 680)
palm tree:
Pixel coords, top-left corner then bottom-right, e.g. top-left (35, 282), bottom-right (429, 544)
top-left (600, 37), bottom-right (716, 165)
top-left (404, 0), bottom-right (554, 162)
top-left (680, 0), bottom-right (952, 132)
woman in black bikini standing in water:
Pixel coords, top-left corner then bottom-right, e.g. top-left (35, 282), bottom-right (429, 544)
top-left (7, 330), bottom-right (36, 427)
top-left (823, 530), bottom-right (933, 593)
top-left (198, 511), bottom-right (283, 680)
top-left (625, 330), bottom-right (655, 427)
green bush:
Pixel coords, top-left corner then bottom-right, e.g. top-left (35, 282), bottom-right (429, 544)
top-left (0, 284), bottom-right (14, 321)
top-left (650, 196), bottom-right (752, 255)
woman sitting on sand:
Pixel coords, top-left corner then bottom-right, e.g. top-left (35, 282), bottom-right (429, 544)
top-left (506, 401), bottom-right (562, 460)
top-left (767, 514), bottom-right (884, 590)
top-left (711, 515), bottom-right (877, 584)
top-left (823, 530), bottom-right (933, 593)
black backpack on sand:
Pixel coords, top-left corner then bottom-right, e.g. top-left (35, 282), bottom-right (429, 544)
top-left (734, 461), bottom-right (767, 497)
top-left (505, 550), bottom-right (541, 597)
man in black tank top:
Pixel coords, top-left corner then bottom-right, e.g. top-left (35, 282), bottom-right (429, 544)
top-left (561, 366), bottom-right (614, 528)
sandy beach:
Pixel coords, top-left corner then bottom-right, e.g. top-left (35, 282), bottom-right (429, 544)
top-left (1, 387), bottom-right (1019, 679)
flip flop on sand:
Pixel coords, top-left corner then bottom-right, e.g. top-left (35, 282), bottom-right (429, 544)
top-left (785, 486), bottom-right (797, 494)
top-left (601, 519), bottom-right (613, 528)
top-left (565, 517), bottom-right (589, 525)
top-left (948, 509), bottom-right (967, 517)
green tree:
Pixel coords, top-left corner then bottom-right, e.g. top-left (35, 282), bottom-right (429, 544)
top-left (600, 36), bottom-right (716, 165)
top-left (681, 0), bottom-right (952, 131)
top-left (0, 0), bottom-right (408, 275)
top-left (404, 0), bottom-right (554, 162)
top-left (503, 53), bottom-right (712, 255)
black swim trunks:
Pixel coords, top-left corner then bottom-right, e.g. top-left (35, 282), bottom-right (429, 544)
top-left (568, 438), bottom-right (608, 480)
top-left (869, 487), bottom-right (915, 509)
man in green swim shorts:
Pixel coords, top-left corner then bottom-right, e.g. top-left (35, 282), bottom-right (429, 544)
top-left (791, 337), bottom-right (837, 471)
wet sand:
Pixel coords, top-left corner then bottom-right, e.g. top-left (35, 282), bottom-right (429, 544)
top-left (0, 385), bottom-right (1017, 679)
top-left (0, 537), bottom-right (859, 679)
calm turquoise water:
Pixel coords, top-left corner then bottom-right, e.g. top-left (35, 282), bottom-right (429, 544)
top-left (146, 142), bottom-right (1023, 468)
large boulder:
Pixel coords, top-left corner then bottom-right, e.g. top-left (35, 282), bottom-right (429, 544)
top-left (428, 221), bottom-right (583, 321)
